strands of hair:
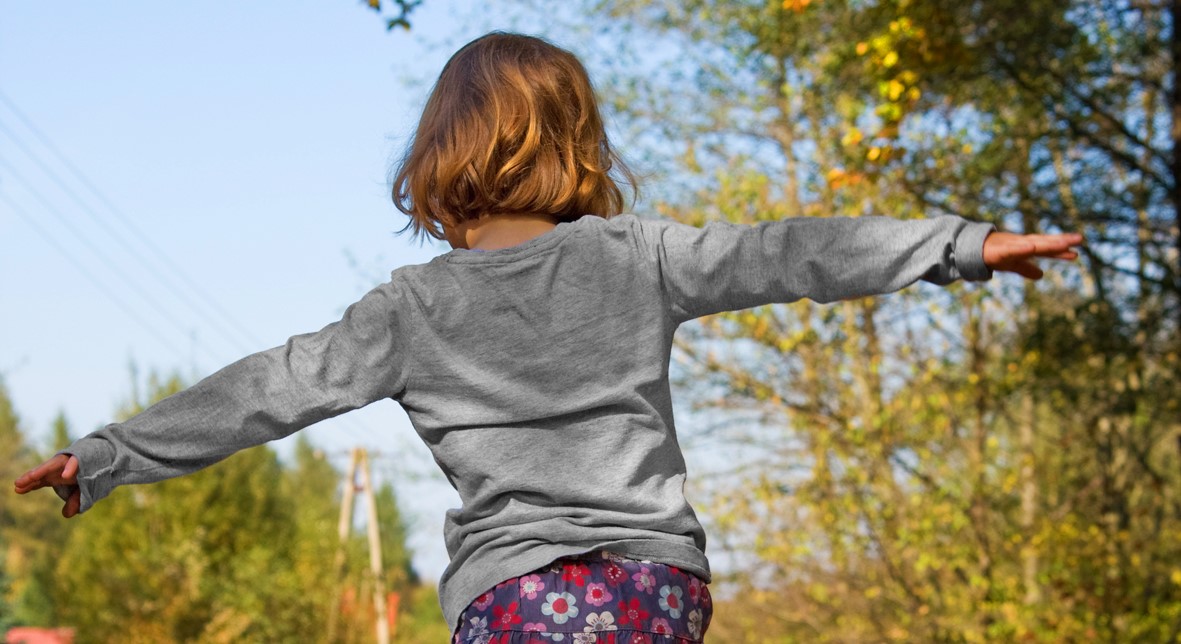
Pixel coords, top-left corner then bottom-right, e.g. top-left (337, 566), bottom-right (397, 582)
top-left (391, 31), bottom-right (637, 245)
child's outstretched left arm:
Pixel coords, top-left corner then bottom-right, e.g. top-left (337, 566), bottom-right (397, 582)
top-left (13, 274), bottom-right (415, 518)
top-left (629, 212), bottom-right (1083, 324)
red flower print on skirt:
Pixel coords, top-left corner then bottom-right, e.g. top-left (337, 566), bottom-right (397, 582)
top-left (491, 601), bottom-right (522, 630)
top-left (603, 562), bottom-right (628, 586)
top-left (562, 563), bottom-right (592, 587)
top-left (618, 596), bottom-right (650, 628)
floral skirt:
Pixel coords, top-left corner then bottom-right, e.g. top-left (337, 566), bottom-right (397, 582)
top-left (452, 550), bottom-right (713, 643)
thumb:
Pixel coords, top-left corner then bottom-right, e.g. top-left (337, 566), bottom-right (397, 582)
top-left (62, 455), bottom-right (79, 482)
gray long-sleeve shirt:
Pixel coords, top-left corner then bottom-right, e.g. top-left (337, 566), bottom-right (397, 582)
top-left (56, 211), bottom-right (995, 631)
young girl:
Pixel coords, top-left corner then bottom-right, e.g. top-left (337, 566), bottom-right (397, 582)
top-left (14, 31), bottom-right (1082, 643)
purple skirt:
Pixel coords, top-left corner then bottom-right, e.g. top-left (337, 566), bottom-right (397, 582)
top-left (452, 550), bottom-right (713, 643)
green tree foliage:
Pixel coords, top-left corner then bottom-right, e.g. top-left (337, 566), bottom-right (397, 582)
top-left (573, 0), bottom-right (1180, 640)
top-left (0, 568), bottom-right (14, 632)
top-left (5, 409), bottom-right (81, 629)
top-left (375, 481), bottom-right (417, 590)
top-left (49, 412), bottom-right (71, 452)
top-left (282, 434), bottom-right (346, 631)
top-left (1, 366), bottom-right (432, 641)
top-left (392, 583), bottom-right (452, 642)
top-left (0, 376), bottom-right (34, 626)
top-left (0, 377), bottom-right (69, 628)
top-left (46, 371), bottom-right (309, 642)
top-left (284, 439), bottom-right (419, 643)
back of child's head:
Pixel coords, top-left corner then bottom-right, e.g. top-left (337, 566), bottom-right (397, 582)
top-left (391, 31), bottom-right (635, 244)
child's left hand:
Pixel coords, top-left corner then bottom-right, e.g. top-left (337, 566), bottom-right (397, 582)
top-left (983, 231), bottom-right (1084, 280)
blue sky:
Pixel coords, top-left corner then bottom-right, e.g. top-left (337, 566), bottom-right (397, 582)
top-left (0, 0), bottom-right (529, 582)
top-left (0, 0), bottom-right (735, 589)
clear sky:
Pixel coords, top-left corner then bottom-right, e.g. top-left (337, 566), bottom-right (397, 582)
top-left (0, 0), bottom-right (543, 582)
top-left (0, 1), bottom-right (732, 589)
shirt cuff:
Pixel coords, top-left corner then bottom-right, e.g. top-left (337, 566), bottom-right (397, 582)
top-left (954, 221), bottom-right (996, 282)
top-left (55, 432), bottom-right (118, 515)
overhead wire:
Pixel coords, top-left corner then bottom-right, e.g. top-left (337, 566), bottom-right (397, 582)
top-left (0, 190), bottom-right (191, 364)
top-left (0, 91), bottom-right (271, 356)
top-left (0, 89), bottom-right (390, 449)
top-left (0, 116), bottom-right (256, 357)
top-left (0, 157), bottom-right (378, 447)
top-left (0, 153), bottom-right (230, 360)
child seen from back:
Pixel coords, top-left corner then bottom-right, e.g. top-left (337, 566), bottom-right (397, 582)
top-left (14, 32), bottom-right (1083, 642)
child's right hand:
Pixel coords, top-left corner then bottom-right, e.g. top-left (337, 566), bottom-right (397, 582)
top-left (13, 453), bottom-right (82, 518)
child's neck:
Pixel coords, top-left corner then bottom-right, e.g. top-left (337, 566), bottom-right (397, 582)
top-left (459, 213), bottom-right (560, 251)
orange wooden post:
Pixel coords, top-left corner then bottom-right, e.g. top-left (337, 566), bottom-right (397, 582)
top-left (387, 591), bottom-right (401, 639)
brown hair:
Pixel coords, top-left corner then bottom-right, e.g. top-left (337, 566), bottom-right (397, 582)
top-left (390, 31), bottom-right (636, 244)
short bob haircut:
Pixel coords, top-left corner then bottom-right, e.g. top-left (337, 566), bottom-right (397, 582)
top-left (391, 31), bottom-right (636, 244)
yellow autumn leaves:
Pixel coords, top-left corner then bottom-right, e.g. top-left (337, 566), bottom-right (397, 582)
top-left (824, 19), bottom-right (931, 191)
top-left (783, 0), bottom-right (815, 13)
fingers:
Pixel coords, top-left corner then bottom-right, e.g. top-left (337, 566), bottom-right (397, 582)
top-left (63, 488), bottom-right (81, 518)
top-left (14, 459), bottom-right (54, 488)
top-left (14, 468), bottom-right (49, 491)
top-left (1001, 236), bottom-right (1076, 256)
top-left (14, 467), bottom-right (51, 493)
top-left (1034, 232), bottom-right (1085, 245)
top-left (13, 454), bottom-right (72, 493)
top-left (1016, 233), bottom-right (1084, 256)
top-left (14, 477), bottom-right (49, 494)
top-left (1002, 239), bottom-right (1036, 257)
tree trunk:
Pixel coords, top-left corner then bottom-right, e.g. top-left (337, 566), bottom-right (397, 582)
top-left (1171, 0), bottom-right (1181, 324)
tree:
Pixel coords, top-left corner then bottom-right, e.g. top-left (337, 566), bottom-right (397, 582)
top-left (3, 358), bottom-right (432, 640)
top-left (0, 376), bottom-right (65, 629)
top-left (49, 412), bottom-right (71, 452)
top-left (48, 368), bottom-right (315, 642)
top-left (552, 0), bottom-right (1181, 639)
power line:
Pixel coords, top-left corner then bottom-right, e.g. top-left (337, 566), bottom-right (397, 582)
top-left (4, 176), bottom-right (378, 449)
top-left (2, 160), bottom-right (380, 446)
top-left (0, 191), bottom-right (189, 362)
top-left (325, 446), bottom-right (444, 486)
top-left (0, 89), bottom-right (263, 355)
top-left (0, 154), bottom-right (230, 360)
top-left (0, 114), bottom-right (258, 357)
top-left (0, 90), bottom-right (388, 449)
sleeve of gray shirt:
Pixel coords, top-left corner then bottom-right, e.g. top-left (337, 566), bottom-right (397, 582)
top-left (55, 276), bottom-right (413, 515)
top-left (630, 213), bottom-right (996, 324)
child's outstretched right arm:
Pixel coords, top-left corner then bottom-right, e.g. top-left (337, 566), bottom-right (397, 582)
top-left (629, 213), bottom-right (1080, 325)
top-left (13, 274), bottom-right (415, 518)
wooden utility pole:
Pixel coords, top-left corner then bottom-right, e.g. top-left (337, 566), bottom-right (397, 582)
top-left (325, 447), bottom-right (391, 644)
